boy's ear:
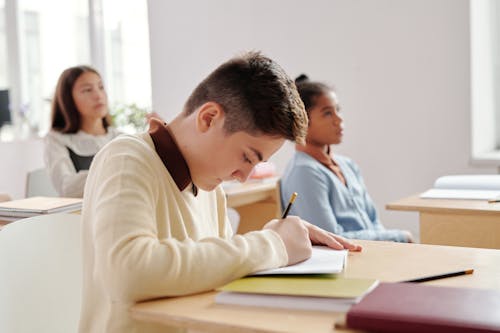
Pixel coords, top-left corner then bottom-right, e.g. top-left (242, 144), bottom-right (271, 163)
top-left (196, 102), bottom-right (224, 133)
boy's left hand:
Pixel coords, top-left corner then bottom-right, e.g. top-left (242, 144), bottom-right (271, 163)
top-left (303, 220), bottom-right (362, 252)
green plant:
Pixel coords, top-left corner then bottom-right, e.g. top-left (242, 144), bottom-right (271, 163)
top-left (110, 103), bottom-right (150, 133)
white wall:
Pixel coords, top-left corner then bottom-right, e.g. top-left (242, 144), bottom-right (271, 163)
top-left (148, 0), bottom-right (496, 240)
top-left (1, 1), bottom-right (494, 237)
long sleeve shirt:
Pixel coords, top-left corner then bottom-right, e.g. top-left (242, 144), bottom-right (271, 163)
top-left (79, 120), bottom-right (287, 333)
top-left (44, 128), bottom-right (121, 197)
top-left (281, 151), bottom-right (407, 242)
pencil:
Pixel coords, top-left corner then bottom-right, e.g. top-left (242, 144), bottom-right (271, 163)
top-left (402, 269), bottom-right (474, 283)
top-left (281, 192), bottom-right (298, 218)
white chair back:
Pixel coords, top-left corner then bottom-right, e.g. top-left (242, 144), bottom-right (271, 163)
top-left (227, 207), bottom-right (241, 235)
top-left (0, 213), bottom-right (82, 333)
top-left (25, 168), bottom-right (59, 197)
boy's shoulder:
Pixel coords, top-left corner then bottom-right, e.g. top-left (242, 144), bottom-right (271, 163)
top-left (99, 133), bottom-right (155, 158)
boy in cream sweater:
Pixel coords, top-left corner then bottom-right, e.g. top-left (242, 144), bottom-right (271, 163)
top-left (79, 52), bottom-right (361, 333)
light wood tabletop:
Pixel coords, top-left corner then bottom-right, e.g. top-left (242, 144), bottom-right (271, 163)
top-left (386, 194), bottom-right (500, 215)
top-left (131, 240), bottom-right (500, 333)
top-left (386, 194), bottom-right (500, 249)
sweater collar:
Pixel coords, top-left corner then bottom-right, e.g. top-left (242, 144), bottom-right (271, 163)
top-left (148, 118), bottom-right (197, 195)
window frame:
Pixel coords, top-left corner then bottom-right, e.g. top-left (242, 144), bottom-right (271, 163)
top-left (0, 0), bottom-right (151, 141)
top-left (470, 0), bottom-right (500, 165)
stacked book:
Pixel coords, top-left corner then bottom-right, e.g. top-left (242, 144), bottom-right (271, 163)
top-left (345, 282), bottom-right (500, 333)
top-left (0, 196), bottom-right (82, 222)
top-left (215, 246), bottom-right (379, 312)
top-left (216, 275), bottom-right (379, 313)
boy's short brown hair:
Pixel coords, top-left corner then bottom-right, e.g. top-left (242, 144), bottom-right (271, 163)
top-left (184, 52), bottom-right (308, 144)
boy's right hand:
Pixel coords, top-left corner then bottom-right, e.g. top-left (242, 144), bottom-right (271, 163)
top-left (263, 216), bottom-right (312, 265)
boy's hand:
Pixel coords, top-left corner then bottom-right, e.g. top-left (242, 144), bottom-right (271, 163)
top-left (264, 216), bottom-right (362, 265)
top-left (303, 220), bottom-right (362, 252)
top-left (263, 216), bottom-right (312, 265)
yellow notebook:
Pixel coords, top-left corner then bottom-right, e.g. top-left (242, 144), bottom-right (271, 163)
top-left (216, 275), bottom-right (379, 312)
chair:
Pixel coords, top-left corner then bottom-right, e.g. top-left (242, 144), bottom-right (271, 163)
top-left (25, 167), bottom-right (59, 197)
top-left (227, 207), bottom-right (240, 235)
top-left (0, 213), bottom-right (82, 333)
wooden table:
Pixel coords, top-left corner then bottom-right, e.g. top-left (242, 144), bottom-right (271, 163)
top-left (386, 194), bottom-right (500, 249)
top-left (0, 193), bottom-right (12, 230)
top-left (0, 219), bottom-right (11, 229)
top-left (224, 179), bottom-right (281, 234)
top-left (130, 240), bottom-right (500, 333)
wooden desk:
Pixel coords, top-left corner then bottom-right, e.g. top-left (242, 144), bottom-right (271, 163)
top-left (0, 193), bottom-right (11, 230)
top-left (224, 179), bottom-right (281, 234)
top-left (131, 240), bottom-right (500, 333)
top-left (386, 195), bottom-right (500, 249)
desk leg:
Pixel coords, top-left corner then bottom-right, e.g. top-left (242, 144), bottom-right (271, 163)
top-left (420, 212), bottom-right (500, 249)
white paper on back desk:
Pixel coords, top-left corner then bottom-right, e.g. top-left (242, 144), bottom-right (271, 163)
top-left (250, 246), bottom-right (347, 275)
top-left (420, 174), bottom-right (500, 200)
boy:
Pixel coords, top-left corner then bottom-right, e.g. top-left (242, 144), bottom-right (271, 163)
top-left (79, 52), bottom-right (361, 333)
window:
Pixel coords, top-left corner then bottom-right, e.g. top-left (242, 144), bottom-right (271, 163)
top-left (0, 0), bottom-right (8, 88)
top-left (102, 0), bottom-right (152, 110)
top-left (471, 0), bottom-right (500, 164)
top-left (0, 0), bottom-right (151, 141)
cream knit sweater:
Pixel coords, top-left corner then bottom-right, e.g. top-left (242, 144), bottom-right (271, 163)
top-left (78, 133), bottom-right (287, 333)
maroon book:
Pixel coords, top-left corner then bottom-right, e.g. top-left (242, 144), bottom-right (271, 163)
top-left (346, 282), bottom-right (500, 333)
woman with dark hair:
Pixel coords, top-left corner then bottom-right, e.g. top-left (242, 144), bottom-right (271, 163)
top-left (44, 65), bottom-right (121, 197)
top-left (281, 74), bottom-right (413, 242)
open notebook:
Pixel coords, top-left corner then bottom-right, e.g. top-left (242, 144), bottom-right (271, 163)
top-left (251, 246), bottom-right (347, 275)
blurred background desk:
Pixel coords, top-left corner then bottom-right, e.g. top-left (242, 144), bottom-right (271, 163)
top-left (386, 195), bottom-right (500, 249)
top-left (0, 193), bottom-right (12, 229)
top-left (224, 179), bottom-right (281, 234)
top-left (130, 240), bottom-right (500, 333)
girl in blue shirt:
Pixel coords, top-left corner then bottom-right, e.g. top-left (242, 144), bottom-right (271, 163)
top-left (281, 75), bottom-right (413, 242)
